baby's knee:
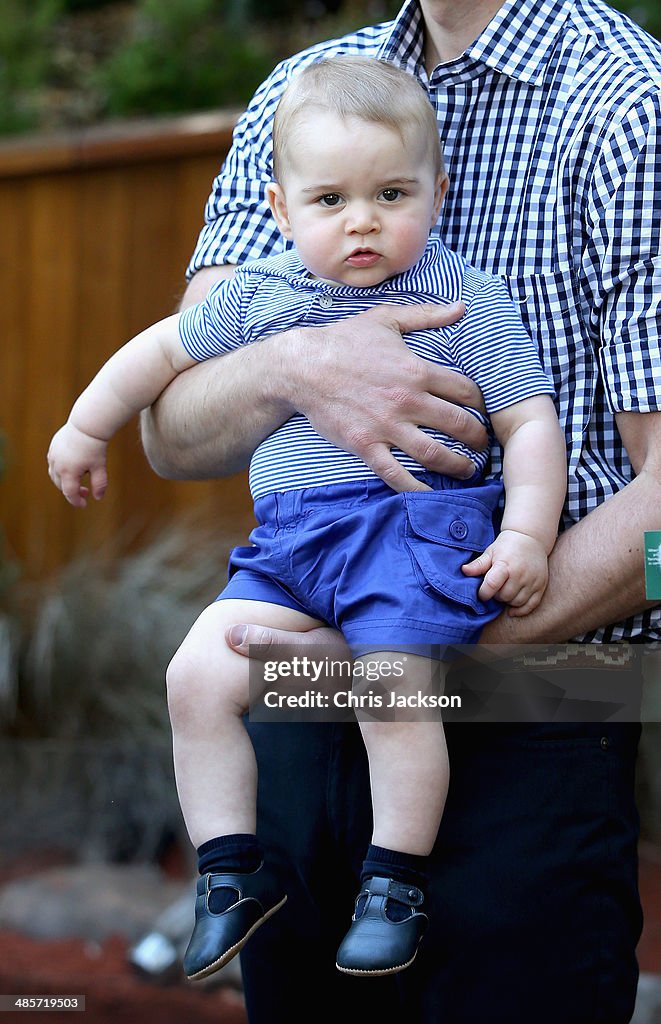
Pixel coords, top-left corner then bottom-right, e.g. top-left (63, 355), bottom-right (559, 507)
top-left (165, 636), bottom-right (217, 722)
top-left (166, 617), bottom-right (247, 726)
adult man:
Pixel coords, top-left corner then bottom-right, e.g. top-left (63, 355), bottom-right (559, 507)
top-left (142, 1), bottom-right (661, 1021)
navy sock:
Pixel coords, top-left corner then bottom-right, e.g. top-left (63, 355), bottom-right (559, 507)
top-left (197, 834), bottom-right (263, 913)
top-left (358, 844), bottom-right (428, 922)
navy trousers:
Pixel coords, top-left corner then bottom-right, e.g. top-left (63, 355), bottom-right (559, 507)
top-left (240, 670), bottom-right (643, 1024)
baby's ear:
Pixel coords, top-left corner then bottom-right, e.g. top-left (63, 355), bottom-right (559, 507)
top-left (266, 182), bottom-right (293, 239)
top-left (432, 172), bottom-right (449, 224)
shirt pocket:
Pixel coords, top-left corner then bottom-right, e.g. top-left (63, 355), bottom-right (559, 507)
top-left (403, 490), bottom-right (498, 613)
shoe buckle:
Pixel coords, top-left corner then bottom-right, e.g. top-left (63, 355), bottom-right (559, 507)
top-left (388, 880), bottom-right (423, 907)
top-left (405, 887), bottom-right (424, 907)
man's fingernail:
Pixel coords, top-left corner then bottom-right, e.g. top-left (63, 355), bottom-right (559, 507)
top-left (228, 625), bottom-right (247, 647)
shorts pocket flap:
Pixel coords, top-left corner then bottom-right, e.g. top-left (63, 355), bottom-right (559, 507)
top-left (403, 492), bottom-right (494, 551)
top-left (403, 491), bottom-right (498, 613)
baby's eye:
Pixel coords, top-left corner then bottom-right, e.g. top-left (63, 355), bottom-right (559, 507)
top-left (319, 193), bottom-right (343, 207)
top-left (379, 188), bottom-right (402, 203)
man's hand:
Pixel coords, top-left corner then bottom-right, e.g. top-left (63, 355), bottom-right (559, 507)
top-left (142, 296), bottom-right (487, 489)
top-left (283, 301), bottom-right (485, 492)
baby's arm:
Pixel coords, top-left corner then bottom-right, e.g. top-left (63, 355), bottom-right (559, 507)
top-left (48, 314), bottom-right (196, 507)
top-left (462, 395), bottom-right (567, 616)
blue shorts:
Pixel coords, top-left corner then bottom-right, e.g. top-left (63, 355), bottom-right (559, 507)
top-left (217, 475), bottom-right (504, 653)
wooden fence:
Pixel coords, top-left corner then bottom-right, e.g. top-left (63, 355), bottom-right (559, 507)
top-left (0, 111), bottom-right (259, 581)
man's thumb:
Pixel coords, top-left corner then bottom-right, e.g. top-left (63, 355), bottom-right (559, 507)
top-left (225, 622), bottom-right (314, 660)
top-left (227, 624), bottom-right (249, 652)
top-left (226, 622), bottom-right (349, 660)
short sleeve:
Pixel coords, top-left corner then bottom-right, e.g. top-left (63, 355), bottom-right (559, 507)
top-left (178, 275), bottom-right (247, 361)
top-left (451, 274), bottom-right (555, 413)
top-left (583, 93), bottom-right (661, 414)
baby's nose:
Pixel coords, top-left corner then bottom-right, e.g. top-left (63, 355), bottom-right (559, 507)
top-left (346, 203), bottom-right (380, 234)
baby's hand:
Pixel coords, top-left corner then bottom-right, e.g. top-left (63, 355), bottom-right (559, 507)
top-left (461, 530), bottom-right (549, 617)
top-left (47, 423), bottom-right (109, 509)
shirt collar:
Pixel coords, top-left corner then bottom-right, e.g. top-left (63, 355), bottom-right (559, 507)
top-left (379, 0), bottom-right (574, 86)
top-left (377, 1), bottom-right (428, 76)
top-left (466, 0), bottom-right (574, 84)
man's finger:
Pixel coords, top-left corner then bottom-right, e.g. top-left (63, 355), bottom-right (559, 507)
top-left (393, 424), bottom-right (478, 479)
top-left (364, 443), bottom-right (432, 492)
top-left (404, 393), bottom-right (487, 444)
top-left (425, 365), bottom-right (485, 415)
top-left (226, 623), bottom-right (347, 660)
top-left (384, 300), bottom-right (465, 335)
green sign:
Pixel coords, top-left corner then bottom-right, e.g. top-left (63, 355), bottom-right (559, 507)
top-left (644, 531), bottom-right (661, 600)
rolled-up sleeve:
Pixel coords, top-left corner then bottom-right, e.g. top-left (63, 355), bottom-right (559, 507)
top-left (185, 57), bottom-right (303, 277)
top-left (585, 92), bottom-right (661, 413)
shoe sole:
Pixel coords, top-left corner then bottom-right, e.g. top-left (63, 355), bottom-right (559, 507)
top-left (335, 948), bottom-right (419, 977)
top-left (186, 895), bottom-right (288, 982)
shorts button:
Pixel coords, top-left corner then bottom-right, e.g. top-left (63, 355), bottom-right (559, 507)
top-left (449, 519), bottom-right (468, 540)
top-left (600, 736), bottom-right (610, 750)
top-left (319, 294), bottom-right (333, 309)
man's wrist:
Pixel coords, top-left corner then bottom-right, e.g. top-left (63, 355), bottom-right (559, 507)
top-left (261, 325), bottom-right (314, 415)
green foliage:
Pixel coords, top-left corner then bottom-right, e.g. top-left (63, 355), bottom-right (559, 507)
top-left (609, 0), bottom-right (661, 40)
top-left (0, 0), bottom-right (63, 134)
top-left (62, 0), bottom-right (123, 9)
top-left (0, 0), bottom-right (398, 137)
top-left (95, 0), bottom-right (274, 117)
top-left (0, 1), bottom-right (659, 137)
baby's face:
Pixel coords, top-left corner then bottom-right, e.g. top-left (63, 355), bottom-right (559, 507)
top-left (267, 111), bottom-right (446, 287)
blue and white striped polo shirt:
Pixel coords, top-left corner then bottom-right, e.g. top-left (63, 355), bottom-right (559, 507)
top-left (187, 0), bottom-right (661, 642)
top-left (180, 240), bottom-right (554, 498)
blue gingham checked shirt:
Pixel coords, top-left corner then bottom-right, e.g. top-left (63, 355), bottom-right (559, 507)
top-left (187, 0), bottom-right (661, 643)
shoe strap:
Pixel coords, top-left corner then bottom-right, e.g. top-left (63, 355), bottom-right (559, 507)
top-left (362, 875), bottom-right (424, 908)
top-left (197, 872), bottom-right (242, 896)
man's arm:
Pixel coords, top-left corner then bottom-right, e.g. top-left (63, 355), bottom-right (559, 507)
top-left (480, 410), bottom-right (661, 643)
top-left (221, 410), bottom-right (661, 660)
top-left (141, 265), bottom-right (278, 478)
top-left (140, 269), bottom-right (488, 492)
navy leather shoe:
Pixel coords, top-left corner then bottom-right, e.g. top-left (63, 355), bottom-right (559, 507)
top-left (183, 864), bottom-right (286, 981)
top-left (336, 876), bottom-right (427, 976)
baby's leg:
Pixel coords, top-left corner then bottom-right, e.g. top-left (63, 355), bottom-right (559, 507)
top-left (335, 652), bottom-right (447, 975)
top-left (166, 598), bottom-right (323, 848)
top-left (168, 598), bottom-right (324, 981)
top-left (357, 652), bottom-right (448, 856)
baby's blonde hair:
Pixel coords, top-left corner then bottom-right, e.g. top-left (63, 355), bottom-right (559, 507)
top-left (272, 56), bottom-right (445, 182)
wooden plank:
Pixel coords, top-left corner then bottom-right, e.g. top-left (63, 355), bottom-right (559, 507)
top-left (0, 124), bottom-right (255, 581)
top-left (0, 112), bottom-right (238, 180)
top-left (0, 180), bottom-right (30, 569)
top-left (66, 168), bottom-right (135, 556)
top-left (22, 175), bottom-right (82, 577)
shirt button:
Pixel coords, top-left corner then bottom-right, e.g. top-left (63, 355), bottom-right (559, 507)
top-left (600, 736), bottom-right (610, 751)
top-left (449, 519), bottom-right (468, 540)
top-left (319, 294), bottom-right (333, 309)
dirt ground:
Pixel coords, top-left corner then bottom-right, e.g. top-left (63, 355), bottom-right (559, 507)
top-left (0, 843), bottom-right (659, 1024)
top-left (0, 929), bottom-right (246, 1024)
top-left (0, 842), bottom-right (246, 1024)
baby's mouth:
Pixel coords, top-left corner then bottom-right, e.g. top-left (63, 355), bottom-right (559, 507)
top-left (345, 248), bottom-right (382, 268)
